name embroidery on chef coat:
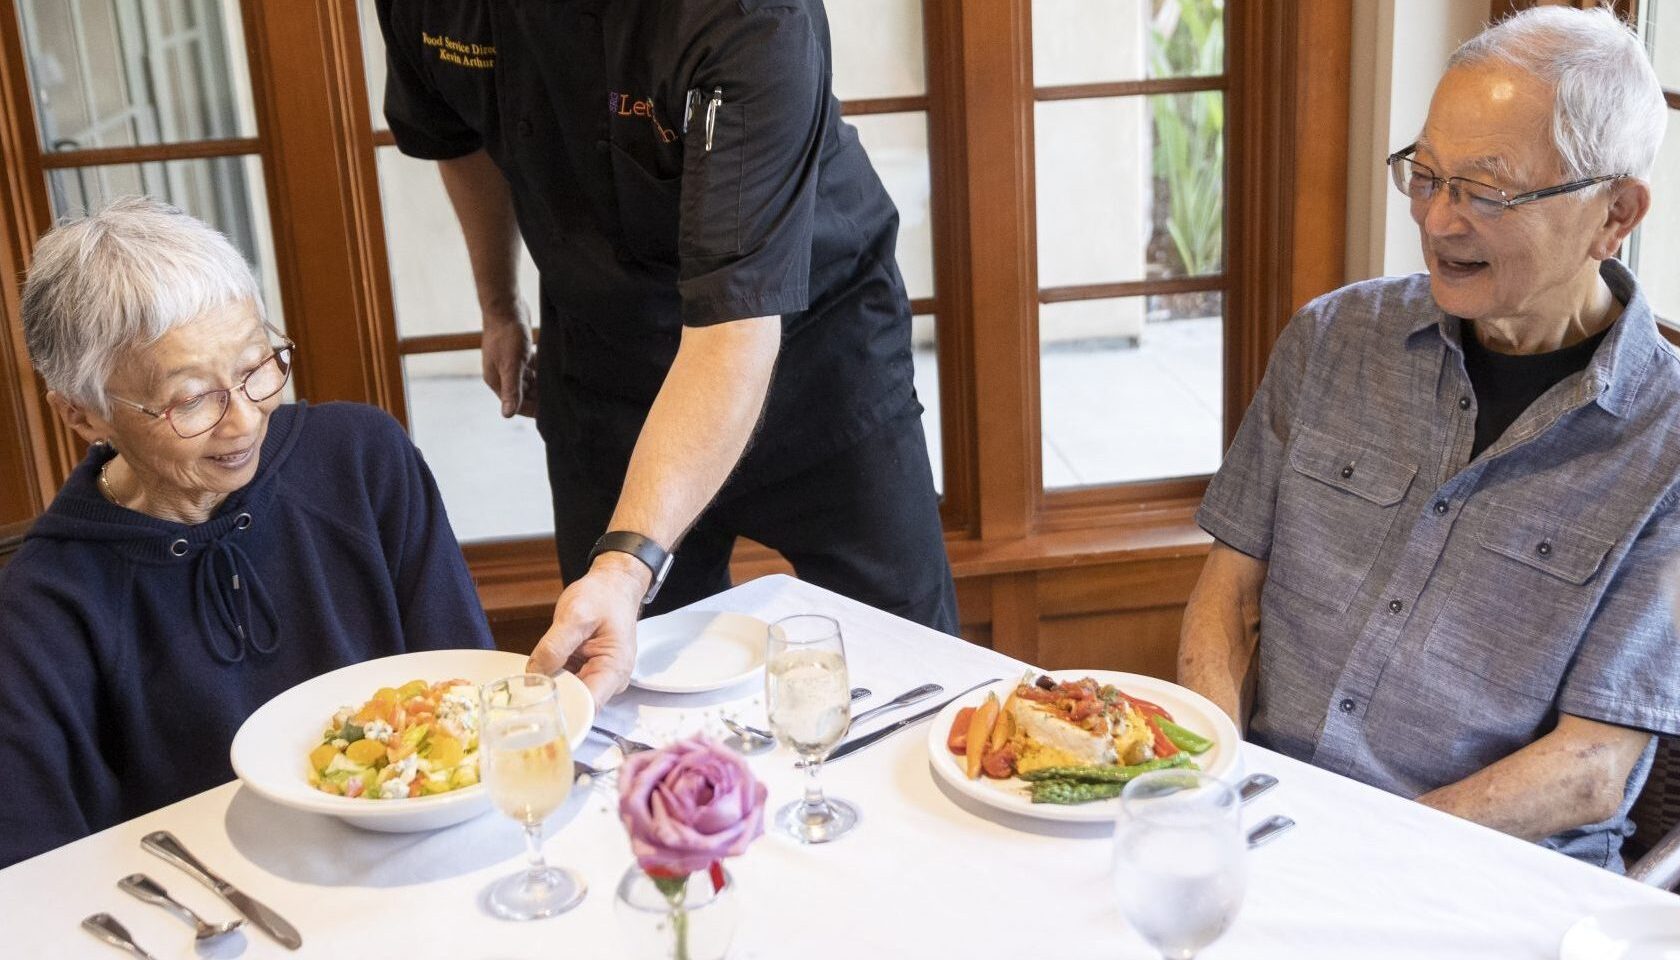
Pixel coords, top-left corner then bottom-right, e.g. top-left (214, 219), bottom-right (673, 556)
top-left (608, 91), bottom-right (677, 143)
top-left (421, 32), bottom-right (495, 69)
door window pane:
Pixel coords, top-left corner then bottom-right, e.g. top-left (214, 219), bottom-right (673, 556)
top-left (1036, 92), bottom-right (1225, 288)
top-left (357, 0), bottom-right (388, 131)
top-left (1646, 0), bottom-right (1680, 90)
top-left (911, 314), bottom-right (942, 494)
top-left (830, 0), bottom-right (927, 100)
top-left (1632, 125), bottom-right (1680, 324)
top-left (45, 155), bottom-right (284, 331)
top-left (376, 146), bottom-right (542, 337)
top-left (1040, 294), bottom-right (1222, 488)
top-left (404, 351), bottom-right (553, 542)
top-left (1033, 0), bottom-right (1225, 87)
top-left (847, 112), bottom-right (935, 300)
top-left (18, 0), bottom-right (257, 153)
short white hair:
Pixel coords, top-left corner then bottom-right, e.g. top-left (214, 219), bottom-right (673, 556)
top-left (22, 196), bottom-right (264, 414)
top-left (1447, 6), bottom-right (1667, 185)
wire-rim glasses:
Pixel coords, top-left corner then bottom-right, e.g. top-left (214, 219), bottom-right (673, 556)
top-left (107, 328), bottom-right (295, 439)
top-left (1386, 143), bottom-right (1627, 219)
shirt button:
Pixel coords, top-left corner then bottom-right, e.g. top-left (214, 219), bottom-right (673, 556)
top-left (1340, 464), bottom-right (1355, 479)
top-left (1458, 396), bottom-right (1471, 410)
top-left (1339, 698), bottom-right (1356, 713)
top-left (1433, 500), bottom-right (1448, 515)
top-left (1537, 540), bottom-right (1552, 557)
top-left (1388, 599), bottom-right (1403, 613)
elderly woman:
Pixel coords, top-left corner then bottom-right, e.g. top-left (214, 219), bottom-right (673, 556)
top-left (0, 198), bottom-right (492, 867)
top-left (1180, 7), bottom-right (1678, 870)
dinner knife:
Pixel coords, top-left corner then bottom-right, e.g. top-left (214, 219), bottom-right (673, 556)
top-left (141, 830), bottom-right (302, 950)
top-left (819, 677), bottom-right (1002, 764)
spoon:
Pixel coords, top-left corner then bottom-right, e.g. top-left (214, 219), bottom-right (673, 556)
top-left (117, 874), bottom-right (243, 942)
top-left (81, 913), bottom-right (161, 959)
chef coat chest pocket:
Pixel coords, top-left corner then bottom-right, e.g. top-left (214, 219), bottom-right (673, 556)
top-left (607, 142), bottom-right (681, 265)
top-left (679, 102), bottom-right (745, 258)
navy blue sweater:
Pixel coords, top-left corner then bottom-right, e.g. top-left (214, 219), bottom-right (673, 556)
top-left (0, 402), bottom-right (492, 867)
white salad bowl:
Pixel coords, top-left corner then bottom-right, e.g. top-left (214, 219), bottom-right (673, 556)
top-left (230, 649), bottom-right (593, 833)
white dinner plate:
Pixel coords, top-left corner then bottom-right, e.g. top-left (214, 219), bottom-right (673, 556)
top-left (230, 649), bottom-right (593, 833)
top-left (1560, 905), bottom-right (1680, 960)
top-left (925, 670), bottom-right (1241, 824)
top-left (629, 610), bottom-right (768, 694)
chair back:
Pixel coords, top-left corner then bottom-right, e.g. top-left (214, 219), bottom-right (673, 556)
top-left (0, 518), bottom-right (31, 570)
top-left (1628, 735), bottom-right (1680, 889)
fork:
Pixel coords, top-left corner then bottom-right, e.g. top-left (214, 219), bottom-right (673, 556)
top-left (591, 725), bottom-right (655, 756)
top-left (573, 758), bottom-right (610, 781)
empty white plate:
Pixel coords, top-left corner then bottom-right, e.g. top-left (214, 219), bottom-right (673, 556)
top-left (1560, 905), bottom-right (1680, 960)
top-left (630, 610), bottom-right (768, 694)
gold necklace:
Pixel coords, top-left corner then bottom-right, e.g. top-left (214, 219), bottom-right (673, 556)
top-left (99, 461), bottom-right (125, 507)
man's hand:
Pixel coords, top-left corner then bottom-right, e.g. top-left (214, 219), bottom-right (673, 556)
top-left (482, 303), bottom-right (536, 418)
top-left (526, 553), bottom-right (652, 705)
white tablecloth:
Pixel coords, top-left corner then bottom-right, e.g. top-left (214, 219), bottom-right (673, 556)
top-left (4, 573), bottom-right (1675, 958)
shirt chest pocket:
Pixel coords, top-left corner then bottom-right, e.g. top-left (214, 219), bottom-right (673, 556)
top-left (607, 142), bottom-right (680, 265)
top-left (1267, 425), bottom-right (1417, 613)
top-left (1423, 503), bottom-right (1616, 699)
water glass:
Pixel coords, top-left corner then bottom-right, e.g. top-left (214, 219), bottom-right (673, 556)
top-left (479, 673), bottom-right (586, 920)
top-left (765, 613), bottom-right (858, 843)
top-left (1113, 770), bottom-right (1247, 959)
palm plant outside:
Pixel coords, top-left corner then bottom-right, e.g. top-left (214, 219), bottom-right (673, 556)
top-left (1149, 0), bottom-right (1224, 288)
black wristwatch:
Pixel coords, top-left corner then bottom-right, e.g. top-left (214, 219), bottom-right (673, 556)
top-left (587, 530), bottom-right (675, 606)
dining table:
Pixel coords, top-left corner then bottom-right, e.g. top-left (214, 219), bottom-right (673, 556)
top-left (4, 572), bottom-right (1676, 959)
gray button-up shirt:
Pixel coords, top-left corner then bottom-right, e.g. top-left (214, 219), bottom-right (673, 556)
top-left (1198, 259), bottom-right (1680, 870)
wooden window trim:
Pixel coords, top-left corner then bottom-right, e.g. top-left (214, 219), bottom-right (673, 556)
top-left (37, 137), bottom-right (263, 168)
top-left (1034, 76), bottom-right (1225, 101)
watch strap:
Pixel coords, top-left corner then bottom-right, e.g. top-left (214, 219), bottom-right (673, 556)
top-left (588, 531), bottom-right (674, 605)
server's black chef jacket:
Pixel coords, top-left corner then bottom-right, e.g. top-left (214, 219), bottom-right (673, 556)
top-left (376, 0), bottom-right (917, 490)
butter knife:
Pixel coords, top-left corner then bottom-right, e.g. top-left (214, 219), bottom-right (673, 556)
top-left (142, 830), bottom-right (302, 950)
top-left (819, 677), bottom-right (1002, 764)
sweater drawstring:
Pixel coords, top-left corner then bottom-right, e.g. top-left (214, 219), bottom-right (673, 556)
top-left (193, 534), bottom-right (279, 664)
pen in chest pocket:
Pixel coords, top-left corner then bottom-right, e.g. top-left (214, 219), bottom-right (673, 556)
top-left (704, 86), bottom-right (723, 152)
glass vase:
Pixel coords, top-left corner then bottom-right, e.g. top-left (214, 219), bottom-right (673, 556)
top-left (612, 863), bottom-right (739, 960)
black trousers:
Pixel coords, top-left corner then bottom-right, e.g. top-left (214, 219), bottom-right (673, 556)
top-left (546, 404), bottom-right (959, 635)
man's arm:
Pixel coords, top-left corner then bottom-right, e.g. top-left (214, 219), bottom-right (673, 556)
top-left (526, 316), bottom-right (782, 701)
top-left (1417, 714), bottom-right (1651, 841)
top-left (1178, 542), bottom-right (1267, 731)
top-left (436, 149), bottom-right (536, 418)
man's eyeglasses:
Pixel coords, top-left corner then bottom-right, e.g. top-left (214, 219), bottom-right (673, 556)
top-left (1386, 143), bottom-right (1626, 219)
top-left (108, 330), bottom-right (296, 439)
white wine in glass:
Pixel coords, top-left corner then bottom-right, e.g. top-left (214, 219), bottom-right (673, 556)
top-left (766, 613), bottom-right (858, 843)
top-left (480, 673), bottom-right (586, 920)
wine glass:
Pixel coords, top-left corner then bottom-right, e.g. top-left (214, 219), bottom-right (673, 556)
top-left (765, 614), bottom-right (858, 843)
top-left (1113, 770), bottom-right (1247, 959)
top-left (479, 673), bottom-right (586, 920)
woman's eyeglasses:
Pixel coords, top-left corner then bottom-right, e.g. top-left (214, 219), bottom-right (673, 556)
top-left (108, 333), bottom-right (295, 439)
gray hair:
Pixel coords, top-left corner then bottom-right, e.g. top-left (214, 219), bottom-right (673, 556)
top-left (22, 196), bottom-right (264, 414)
top-left (1447, 6), bottom-right (1667, 187)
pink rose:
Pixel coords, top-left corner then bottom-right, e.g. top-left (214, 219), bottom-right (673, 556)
top-left (617, 736), bottom-right (767, 877)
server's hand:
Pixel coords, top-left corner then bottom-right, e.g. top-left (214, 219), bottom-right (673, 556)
top-left (526, 555), bottom-right (648, 705)
top-left (482, 304), bottom-right (537, 418)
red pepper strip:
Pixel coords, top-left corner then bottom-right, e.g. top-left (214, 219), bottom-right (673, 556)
top-left (1148, 715), bottom-right (1180, 759)
top-left (1117, 689), bottom-right (1175, 724)
top-left (709, 861), bottom-right (727, 893)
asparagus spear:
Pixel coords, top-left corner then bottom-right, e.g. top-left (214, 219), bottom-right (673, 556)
top-left (1018, 754), bottom-right (1196, 784)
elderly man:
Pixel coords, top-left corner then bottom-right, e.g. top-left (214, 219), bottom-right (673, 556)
top-left (1180, 7), bottom-right (1679, 870)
